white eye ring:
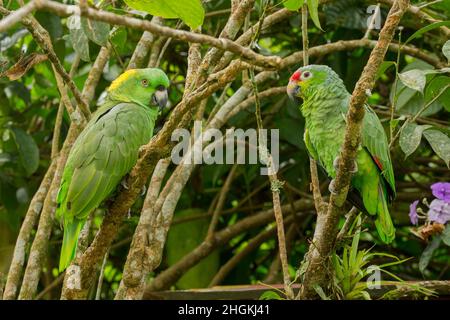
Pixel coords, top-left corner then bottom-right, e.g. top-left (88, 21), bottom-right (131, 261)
top-left (141, 79), bottom-right (149, 87)
top-left (301, 71), bottom-right (312, 80)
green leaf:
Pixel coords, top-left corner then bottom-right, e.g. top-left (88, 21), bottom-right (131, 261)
top-left (124, 0), bottom-right (205, 29)
top-left (259, 290), bottom-right (284, 300)
top-left (35, 11), bottom-right (63, 41)
top-left (425, 76), bottom-right (450, 111)
top-left (398, 69), bottom-right (426, 93)
top-left (442, 224), bottom-right (450, 247)
top-left (391, 60), bottom-right (438, 115)
top-left (399, 123), bottom-right (431, 159)
top-left (423, 129), bottom-right (450, 167)
top-left (307, 0), bottom-right (323, 31)
top-left (313, 284), bottom-right (330, 300)
top-left (67, 16), bottom-right (90, 62)
top-left (9, 127), bottom-right (39, 176)
top-left (419, 236), bottom-right (441, 273)
top-left (283, 0), bottom-right (304, 11)
top-left (110, 27), bottom-right (127, 52)
top-left (443, 40), bottom-right (450, 63)
top-left (403, 21), bottom-right (450, 46)
top-left (81, 17), bottom-right (110, 46)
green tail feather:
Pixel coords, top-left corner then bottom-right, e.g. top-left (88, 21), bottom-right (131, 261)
top-left (59, 218), bottom-right (84, 272)
top-left (374, 184), bottom-right (395, 244)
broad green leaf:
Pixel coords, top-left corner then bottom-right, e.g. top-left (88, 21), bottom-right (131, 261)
top-left (403, 21), bottom-right (450, 46)
top-left (67, 15), bottom-right (90, 61)
top-left (425, 76), bottom-right (450, 111)
top-left (124, 0), bottom-right (205, 29)
top-left (35, 11), bottom-right (63, 41)
top-left (283, 0), bottom-right (304, 11)
top-left (442, 224), bottom-right (450, 247)
top-left (307, 0), bottom-right (323, 31)
top-left (398, 69), bottom-right (426, 93)
top-left (423, 129), bottom-right (450, 167)
top-left (9, 127), bottom-right (39, 176)
top-left (443, 40), bottom-right (450, 63)
top-left (110, 27), bottom-right (127, 52)
top-left (399, 123), bottom-right (431, 159)
top-left (124, 0), bottom-right (178, 18)
top-left (81, 17), bottom-right (110, 46)
top-left (419, 236), bottom-right (441, 273)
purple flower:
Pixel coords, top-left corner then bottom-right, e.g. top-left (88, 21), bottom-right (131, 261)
top-left (409, 200), bottom-right (419, 225)
top-left (431, 182), bottom-right (450, 203)
top-left (428, 199), bottom-right (450, 224)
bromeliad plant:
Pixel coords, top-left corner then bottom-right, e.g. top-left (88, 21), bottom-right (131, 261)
top-left (331, 216), bottom-right (410, 300)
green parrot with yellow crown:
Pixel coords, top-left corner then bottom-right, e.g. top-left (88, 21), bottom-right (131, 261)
top-left (56, 68), bottom-right (170, 271)
top-left (287, 65), bottom-right (396, 244)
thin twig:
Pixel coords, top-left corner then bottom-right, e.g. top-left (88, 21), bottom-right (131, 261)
top-left (95, 250), bottom-right (109, 300)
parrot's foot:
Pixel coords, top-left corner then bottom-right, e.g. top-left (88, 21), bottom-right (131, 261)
top-left (121, 179), bottom-right (129, 190)
top-left (333, 156), bottom-right (358, 173)
top-left (141, 185), bottom-right (147, 196)
top-left (329, 179), bottom-right (337, 195)
top-left (138, 145), bottom-right (146, 157)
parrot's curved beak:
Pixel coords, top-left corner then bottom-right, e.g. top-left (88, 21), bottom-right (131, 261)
top-left (287, 80), bottom-right (300, 101)
top-left (152, 88), bottom-right (168, 112)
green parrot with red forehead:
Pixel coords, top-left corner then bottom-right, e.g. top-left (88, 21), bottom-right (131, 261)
top-left (56, 68), bottom-right (170, 271)
top-left (287, 65), bottom-right (396, 243)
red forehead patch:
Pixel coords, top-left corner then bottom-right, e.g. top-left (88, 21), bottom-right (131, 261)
top-left (290, 71), bottom-right (301, 81)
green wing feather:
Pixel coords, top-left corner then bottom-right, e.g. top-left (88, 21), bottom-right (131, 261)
top-left (56, 102), bottom-right (156, 271)
top-left (361, 105), bottom-right (396, 197)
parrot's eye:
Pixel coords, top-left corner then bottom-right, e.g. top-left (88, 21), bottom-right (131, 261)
top-left (302, 71), bottom-right (312, 80)
top-left (141, 79), bottom-right (149, 87)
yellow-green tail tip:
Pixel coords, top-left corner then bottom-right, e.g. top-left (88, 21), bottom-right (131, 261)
top-left (59, 219), bottom-right (84, 272)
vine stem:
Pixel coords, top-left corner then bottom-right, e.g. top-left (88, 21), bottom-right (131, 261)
top-left (389, 84), bottom-right (450, 149)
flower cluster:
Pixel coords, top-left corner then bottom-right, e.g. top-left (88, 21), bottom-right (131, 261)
top-left (409, 182), bottom-right (450, 226)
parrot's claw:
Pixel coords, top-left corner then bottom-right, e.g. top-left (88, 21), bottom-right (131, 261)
top-left (121, 179), bottom-right (129, 190)
top-left (333, 156), bottom-right (358, 173)
top-left (333, 156), bottom-right (340, 171)
top-left (328, 179), bottom-right (338, 195)
top-left (349, 159), bottom-right (358, 173)
top-left (141, 185), bottom-right (147, 196)
top-left (138, 146), bottom-right (146, 157)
